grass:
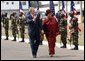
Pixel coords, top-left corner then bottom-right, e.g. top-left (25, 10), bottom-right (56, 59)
top-left (1, 21), bottom-right (84, 46)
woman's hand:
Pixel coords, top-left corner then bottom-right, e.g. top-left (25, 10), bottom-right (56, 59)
top-left (56, 32), bottom-right (59, 36)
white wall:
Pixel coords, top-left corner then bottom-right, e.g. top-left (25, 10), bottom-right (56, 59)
top-left (1, 1), bottom-right (28, 10)
top-left (1, 1), bottom-right (84, 12)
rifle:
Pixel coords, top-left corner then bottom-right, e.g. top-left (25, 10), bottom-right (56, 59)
top-left (59, 29), bottom-right (62, 46)
top-left (17, 25), bottom-right (20, 41)
top-left (59, 34), bottom-right (61, 46)
top-left (17, 16), bottom-right (21, 41)
top-left (67, 37), bottom-right (71, 47)
top-left (66, 34), bottom-right (72, 48)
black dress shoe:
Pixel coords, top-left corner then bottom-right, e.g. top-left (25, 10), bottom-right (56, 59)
top-left (4, 38), bottom-right (8, 40)
top-left (60, 45), bottom-right (66, 48)
top-left (19, 40), bottom-right (24, 42)
top-left (12, 37), bottom-right (16, 41)
top-left (12, 39), bottom-right (16, 41)
top-left (50, 54), bottom-right (53, 57)
top-left (33, 55), bottom-right (36, 58)
top-left (71, 47), bottom-right (78, 50)
top-left (39, 43), bottom-right (43, 45)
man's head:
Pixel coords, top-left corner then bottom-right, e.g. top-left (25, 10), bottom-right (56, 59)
top-left (10, 13), bottom-right (13, 16)
top-left (2, 12), bottom-right (5, 17)
top-left (59, 10), bottom-right (61, 13)
top-left (45, 9), bottom-right (52, 19)
top-left (69, 11), bottom-right (74, 17)
top-left (60, 13), bottom-right (65, 18)
top-left (19, 12), bottom-right (23, 17)
top-left (29, 7), bottom-right (35, 15)
top-left (13, 12), bottom-right (16, 16)
top-left (5, 12), bottom-right (7, 17)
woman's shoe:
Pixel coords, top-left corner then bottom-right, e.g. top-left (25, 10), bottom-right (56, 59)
top-left (50, 54), bottom-right (53, 57)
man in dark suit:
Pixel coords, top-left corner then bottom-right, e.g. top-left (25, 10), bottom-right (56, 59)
top-left (26, 7), bottom-right (44, 58)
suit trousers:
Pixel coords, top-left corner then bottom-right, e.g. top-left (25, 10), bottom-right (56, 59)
top-left (29, 32), bottom-right (40, 56)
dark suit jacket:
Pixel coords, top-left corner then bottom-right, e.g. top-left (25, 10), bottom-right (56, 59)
top-left (26, 13), bottom-right (43, 39)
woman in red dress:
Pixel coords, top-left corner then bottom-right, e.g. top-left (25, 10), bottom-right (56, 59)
top-left (42, 9), bottom-right (59, 57)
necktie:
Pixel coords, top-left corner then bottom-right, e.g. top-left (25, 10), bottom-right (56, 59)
top-left (33, 15), bottom-right (36, 23)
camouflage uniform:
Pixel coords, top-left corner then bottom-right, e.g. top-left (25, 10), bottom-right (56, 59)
top-left (11, 12), bottom-right (18, 41)
top-left (1, 13), bottom-right (5, 39)
top-left (1, 15), bottom-right (2, 39)
top-left (1, 13), bottom-right (4, 39)
top-left (18, 13), bottom-right (25, 42)
top-left (1, 23), bottom-right (2, 36)
top-left (3, 13), bottom-right (9, 40)
top-left (59, 14), bottom-right (67, 48)
top-left (69, 12), bottom-right (78, 50)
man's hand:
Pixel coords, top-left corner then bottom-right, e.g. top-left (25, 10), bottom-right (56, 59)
top-left (40, 14), bottom-right (43, 19)
top-left (33, 16), bottom-right (36, 22)
top-left (41, 30), bottom-right (44, 40)
top-left (56, 32), bottom-right (59, 36)
top-left (41, 30), bottom-right (44, 35)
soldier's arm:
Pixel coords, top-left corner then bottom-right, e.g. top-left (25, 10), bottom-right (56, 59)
top-left (5, 17), bottom-right (9, 28)
top-left (6, 17), bottom-right (9, 28)
top-left (2, 17), bottom-right (5, 27)
top-left (75, 19), bottom-right (78, 29)
top-left (23, 17), bottom-right (25, 24)
top-left (65, 19), bottom-right (67, 28)
top-left (73, 18), bottom-right (78, 28)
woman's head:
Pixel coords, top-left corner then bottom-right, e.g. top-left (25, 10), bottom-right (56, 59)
top-left (45, 9), bottom-right (52, 19)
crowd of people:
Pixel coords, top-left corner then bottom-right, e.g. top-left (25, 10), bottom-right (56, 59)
top-left (1, 7), bottom-right (79, 58)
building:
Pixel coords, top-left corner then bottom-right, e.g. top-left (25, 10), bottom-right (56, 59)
top-left (1, 1), bottom-right (84, 20)
top-left (1, 1), bottom-right (29, 18)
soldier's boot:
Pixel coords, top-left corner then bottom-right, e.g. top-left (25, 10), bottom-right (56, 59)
top-left (60, 44), bottom-right (66, 48)
top-left (12, 37), bottom-right (16, 41)
top-left (4, 37), bottom-right (8, 40)
top-left (20, 37), bottom-right (24, 42)
top-left (71, 45), bottom-right (78, 50)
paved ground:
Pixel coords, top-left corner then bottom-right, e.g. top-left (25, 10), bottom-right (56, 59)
top-left (1, 39), bottom-right (84, 60)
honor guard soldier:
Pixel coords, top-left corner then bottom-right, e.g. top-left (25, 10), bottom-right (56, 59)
top-left (69, 11), bottom-right (79, 50)
top-left (11, 12), bottom-right (18, 41)
top-left (1, 13), bottom-right (4, 39)
top-left (59, 13), bottom-right (67, 48)
top-left (18, 12), bottom-right (25, 42)
top-left (3, 12), bottom-right (9, 40)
